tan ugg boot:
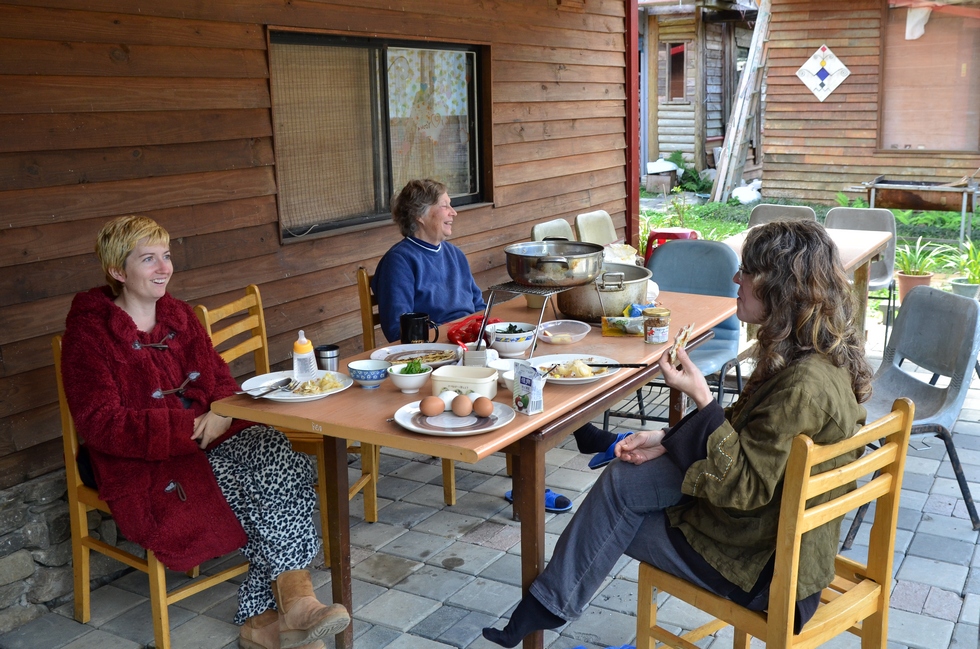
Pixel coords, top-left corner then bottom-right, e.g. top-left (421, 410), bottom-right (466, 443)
top-left (240, 609), bottom-right (279, 649)
top-left (273, 570), bottom-right (351, 649)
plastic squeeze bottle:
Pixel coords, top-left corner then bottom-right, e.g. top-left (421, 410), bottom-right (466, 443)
top-left (292, 330), bottom-right (317, 382)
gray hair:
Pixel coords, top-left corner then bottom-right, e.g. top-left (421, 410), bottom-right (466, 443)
top-left (391, 179), bottom-right (447, 238)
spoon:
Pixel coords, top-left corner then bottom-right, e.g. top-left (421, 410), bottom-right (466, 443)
top-left (235, 377), bottom-right (292, 396)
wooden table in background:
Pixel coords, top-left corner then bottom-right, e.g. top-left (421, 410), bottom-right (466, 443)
top-left (725, 227), bottom-right (891, 337)
top-left (213, 292), bottom-right (735, 649)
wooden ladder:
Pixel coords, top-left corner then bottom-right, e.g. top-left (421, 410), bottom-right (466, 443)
top-left (711, 0), bottom-right (771, 203)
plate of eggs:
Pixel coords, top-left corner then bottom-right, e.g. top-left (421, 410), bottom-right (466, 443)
top-left (392, 389), bottom-right (516, 436)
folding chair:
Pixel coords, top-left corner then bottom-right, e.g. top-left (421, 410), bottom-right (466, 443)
top-left (574, 209), bottom-right (618, 245)
top-left (748, 204), bottom-right (816, 227)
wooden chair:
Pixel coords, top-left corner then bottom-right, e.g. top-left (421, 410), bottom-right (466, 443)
top-left (357, 267), bottom-right (457, 505)
top-left (636, 398), bottom-right (914, 649)
top-left (193, 285), bottom-right (379, 552)
top-left (53, 336), bottom-right (249, 649)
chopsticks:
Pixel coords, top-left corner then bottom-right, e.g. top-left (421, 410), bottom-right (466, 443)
top-left (587, 363), bottom-right (649, 368)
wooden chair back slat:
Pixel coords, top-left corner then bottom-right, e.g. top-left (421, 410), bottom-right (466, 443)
top-left (357, 267), bottom-right (380, 351)
top-left (194, 284), bottom-right (271, 376)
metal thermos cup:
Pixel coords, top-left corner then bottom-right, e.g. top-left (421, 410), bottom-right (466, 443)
top-left (315, 345), bottom-right (340, 372)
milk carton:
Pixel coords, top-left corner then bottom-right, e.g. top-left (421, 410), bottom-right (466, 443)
top-left (513, 362), bottom-right (545, 415)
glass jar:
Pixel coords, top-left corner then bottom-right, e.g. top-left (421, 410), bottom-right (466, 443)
top-left (643, 307), bottom-right (671, 344)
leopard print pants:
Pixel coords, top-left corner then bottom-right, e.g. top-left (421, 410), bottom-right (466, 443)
top-left (207, 425), bottom-right (320, 625)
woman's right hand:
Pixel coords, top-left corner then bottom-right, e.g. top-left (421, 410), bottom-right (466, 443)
top-left (659, 346), bottom-right (714, 410)
top-left (615, 429), bottom-right (667, 465)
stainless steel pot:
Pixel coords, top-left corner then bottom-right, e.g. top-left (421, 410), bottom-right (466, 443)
top-left (557, 262), bottom-right (652, 323)
top-left (504, 240), bottom-right (604, 287)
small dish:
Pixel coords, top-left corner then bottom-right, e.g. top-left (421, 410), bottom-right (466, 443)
top-left (501, 370), bottom-right (515, 392)
top-left (538, 320), bottom-right (591, 345)
top-left (387, 363), bottom-right (433, 394)
top-left (348, 359), bottom-right (392, 389)
top-left (488, 359), bottom-right (530, 386)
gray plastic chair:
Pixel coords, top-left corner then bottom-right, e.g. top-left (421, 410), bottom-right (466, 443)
top-left (575, 209), bottom-right (618, 245)
top-left (747, 204), bottom-right (816, 227)
top-left (843, 286), bottom-right (980, 547)
top-left (605, 240), bottom-right (742, 428)
top-left (825, 206), bottom-right (897, 339)
top-left (531, 218), bottom-right (575, 242)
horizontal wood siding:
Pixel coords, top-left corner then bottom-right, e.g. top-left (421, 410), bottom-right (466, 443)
top-left (0, 0), bottom-right (629, 488)
top-left (704, 23), bottom-right (725, 140)
top-left (763, 0), bottom-right (980, 203)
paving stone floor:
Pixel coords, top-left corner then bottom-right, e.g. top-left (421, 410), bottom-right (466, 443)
top-left (2, 319), bottom-right (978, 649)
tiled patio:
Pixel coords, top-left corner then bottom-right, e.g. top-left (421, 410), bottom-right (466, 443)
top-left (2, 319), bottom-right (978, 649)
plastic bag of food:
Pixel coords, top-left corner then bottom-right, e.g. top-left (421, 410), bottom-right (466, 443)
top-left (447, 314), bottom-right (501, 346)
top-left (604, 242), bottom-right (640, 265)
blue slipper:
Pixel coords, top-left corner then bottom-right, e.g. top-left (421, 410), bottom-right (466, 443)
top-left (588, 432), bottom-right (634, 470)
top-left (504, 488), bottom-right (573, 513)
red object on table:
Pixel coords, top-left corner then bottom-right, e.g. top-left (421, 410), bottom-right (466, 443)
top-left (643, 228), bottom-right (699, 265)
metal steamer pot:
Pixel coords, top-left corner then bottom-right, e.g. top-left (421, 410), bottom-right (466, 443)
top-left (504, 241), bottom-right (604, 288)
top-left (557, 262), bottom-right (652, 323)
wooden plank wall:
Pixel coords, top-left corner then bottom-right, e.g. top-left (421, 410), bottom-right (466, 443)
top-left (763, 0), bottom-right (980, 203)
top-left (705, 23), bottom-right (725, 141)
top-left (656, 16), bottom-right (696, 160)
top-left (0, 0), bottom-right (629, 489)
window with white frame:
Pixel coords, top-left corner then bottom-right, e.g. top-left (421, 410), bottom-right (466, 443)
top-left (269, 32), bottom-right (484, 238)
top-left (880, 1), bottom-right (980, 152)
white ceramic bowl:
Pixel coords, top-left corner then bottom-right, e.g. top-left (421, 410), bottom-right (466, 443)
top-left (486, 322), bottom-right (536, 358)
top-left (488, 359), bottom-right (530, 386)
top-left (387, 363), bottom-right (433, 394)
top-left (538, 320), bottom-right (591, 345)
top-left (501, 370), bottom-right (515, 393)
top-left (347, 359), bottom-right (391, 389)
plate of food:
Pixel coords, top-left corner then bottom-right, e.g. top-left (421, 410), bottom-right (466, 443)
top-left (370, 343), bottom-right (461, 368)
top-left (240, 370), bottom-right (353, 402)
top-left (528, 354), bottom-right (622, 385)
top-left (392, 400), bottom-right (516, 437)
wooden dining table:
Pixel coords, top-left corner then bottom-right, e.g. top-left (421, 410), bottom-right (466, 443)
top-left (725, 227), bottom-right (891, 336)
top-left (212, 291), bottom-right (736, 649)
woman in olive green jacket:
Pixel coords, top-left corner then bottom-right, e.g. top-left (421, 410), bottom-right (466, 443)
top-left (484, 220), bottom-right (873, 648)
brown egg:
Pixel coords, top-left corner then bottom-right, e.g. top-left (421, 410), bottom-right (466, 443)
top-left (472, 396), bottom-right (494, 418)
top-left (451, 394), bottom-right (474, 417)
top-left (419, 396), bottom-right (445, 417)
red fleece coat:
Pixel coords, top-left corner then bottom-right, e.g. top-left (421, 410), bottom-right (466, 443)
top-left (62, 286), bottom-right (248, 571)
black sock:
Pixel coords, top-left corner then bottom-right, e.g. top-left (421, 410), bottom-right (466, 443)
top-left (573, 423), bottom-right (617, 454)
top-left (482, 593), bottom-right (565, 648)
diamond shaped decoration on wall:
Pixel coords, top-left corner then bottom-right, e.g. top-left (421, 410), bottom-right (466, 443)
top-left (796, 44), bottom-right (850, 102)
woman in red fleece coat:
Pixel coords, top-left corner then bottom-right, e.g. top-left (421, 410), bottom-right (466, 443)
top-left (62, 216), bottom-right (349, 649)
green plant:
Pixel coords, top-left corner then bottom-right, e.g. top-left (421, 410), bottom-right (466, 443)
top-left (834, 192), bottom-right (868, 208)
top-left (944, 240), bottom-right (980, 284)
top-left (894, 237), bottom-right (947, 275)
top-left (666, 151), bottom-right (713, 194)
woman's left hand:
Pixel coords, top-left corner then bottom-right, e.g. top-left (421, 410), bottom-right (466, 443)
top-left (192, 410), bottom-right (232, 450)
top-left (659, 346), bottom-right (714, 410)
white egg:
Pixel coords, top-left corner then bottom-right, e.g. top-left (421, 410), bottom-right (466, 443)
top-left (438, 390), bottom-right (459, 410)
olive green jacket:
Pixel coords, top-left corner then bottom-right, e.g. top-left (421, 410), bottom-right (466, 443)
top-left (667, 354), bottom-right (866, 600)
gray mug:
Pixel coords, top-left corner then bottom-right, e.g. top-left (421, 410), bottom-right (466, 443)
top-left (315, 344), bottom-right (340, 372)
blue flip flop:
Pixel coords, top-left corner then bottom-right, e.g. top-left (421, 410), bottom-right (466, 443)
top-left (588, 432), bottom-right (634, 470)
top-left (504, 488), bottom-right (573, 513)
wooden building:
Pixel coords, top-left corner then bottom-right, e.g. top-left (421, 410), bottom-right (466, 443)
top-left (762, 0), bottom-right (980, 203)
top-left (0, 1), bottom-right (639, 491)
top-left (640, 0), bottom-right (760, 173)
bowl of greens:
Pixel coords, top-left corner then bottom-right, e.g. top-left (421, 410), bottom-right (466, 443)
top-left (485, 322), bottom-right (537, 358)
top-left (386, 359), bottom-right (433, 394)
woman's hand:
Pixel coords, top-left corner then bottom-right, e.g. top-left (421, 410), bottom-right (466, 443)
top-left (659, 346), bottom-right (714, 410)
top-left (615, 429), bottom-right (667, 465)
top-left (192, 410), bottom-right (232, 450)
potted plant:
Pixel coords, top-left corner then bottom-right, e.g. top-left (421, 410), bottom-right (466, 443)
top-left (894, 237), bottom-right (946, 303)
top-left (944, 239), bottom-right (980, 299)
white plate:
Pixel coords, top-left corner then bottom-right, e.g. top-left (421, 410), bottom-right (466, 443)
top-left (393, 400), bottom-right (516, 437)
top-left (370, 343), bottom-right (461, 368)
top-left (537, 320), bottom-right (591, 345)
top-left (527, 354), bottom-right (621, 385)
top-left (240, 370), bottom-right (353, 402)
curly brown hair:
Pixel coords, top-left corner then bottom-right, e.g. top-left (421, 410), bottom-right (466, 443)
top-left (391, 179), bottom-right (447, 238)
top-left (740, 220), bottom-right (872, 403)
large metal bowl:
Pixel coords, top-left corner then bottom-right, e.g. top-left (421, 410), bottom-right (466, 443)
top-left (504, 240), bottom-right (604, 287)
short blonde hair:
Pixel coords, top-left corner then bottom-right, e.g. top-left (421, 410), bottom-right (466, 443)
top-left (96, 216), bottom-right (170, 295)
